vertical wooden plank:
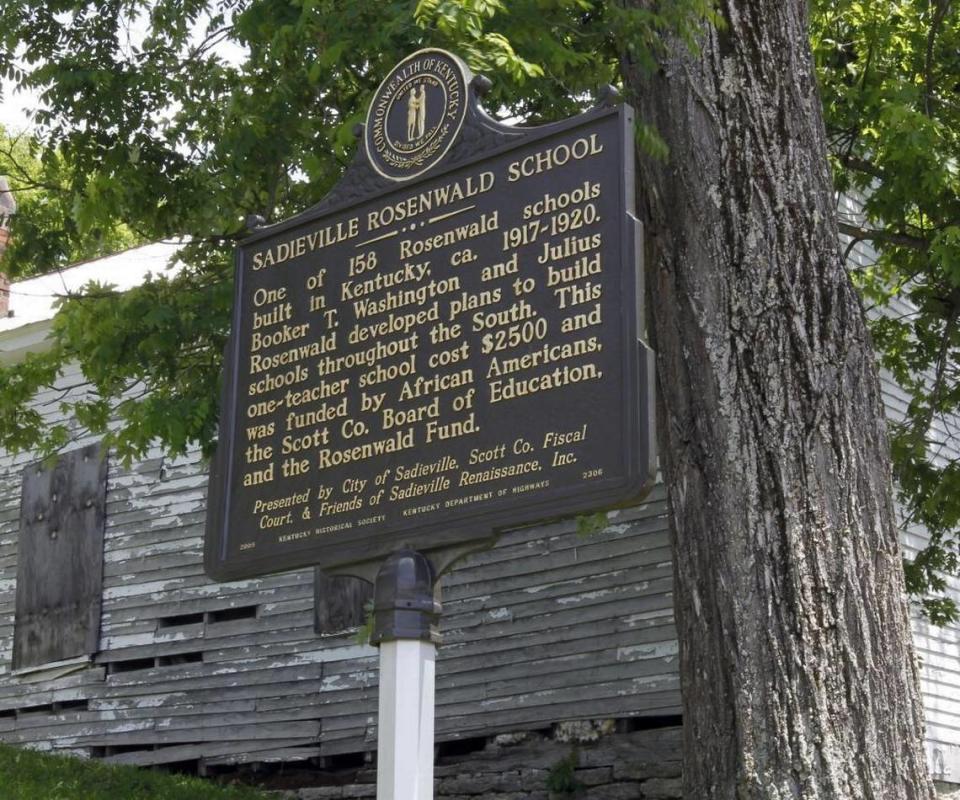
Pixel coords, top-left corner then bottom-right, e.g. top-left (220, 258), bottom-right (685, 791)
top-left (314, 570), bottom-right (373, 634)
top-left (13, 443), bottom-right (107, 669)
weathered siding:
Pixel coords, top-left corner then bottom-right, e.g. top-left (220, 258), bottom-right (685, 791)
top-left (0, 360), bottom-right (678, 766)
top-left (0, 229), bottom-right (957, 782)
top-left (879, 352), bottom-right (960, 784)
top-left (0, 353), bottom-right (957, 778)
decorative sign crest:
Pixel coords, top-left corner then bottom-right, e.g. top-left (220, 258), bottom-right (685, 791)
top-left (364, 49), bottom-right (470, 182)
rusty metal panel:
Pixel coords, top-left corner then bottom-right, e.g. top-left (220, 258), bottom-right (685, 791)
top-left (13, 442), bottom-right (107, 669)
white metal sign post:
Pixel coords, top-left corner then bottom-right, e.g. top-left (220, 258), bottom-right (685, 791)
top-left (371, 550), bottom-right (440, 800)
top-left (377, 640), bottom-right (436, 800)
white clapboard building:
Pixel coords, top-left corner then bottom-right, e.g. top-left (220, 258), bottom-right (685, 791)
top-left (0, 238), bottom-right (956, 788)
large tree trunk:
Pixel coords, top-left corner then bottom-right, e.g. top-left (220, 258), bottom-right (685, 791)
top-left (622, 2), bottom-right (936, 797)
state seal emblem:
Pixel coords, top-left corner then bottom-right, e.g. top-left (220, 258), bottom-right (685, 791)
top-left (364, 49), bottom-right (470, 181)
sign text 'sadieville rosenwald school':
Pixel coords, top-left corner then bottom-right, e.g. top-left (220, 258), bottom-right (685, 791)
top-left (205, 49), bottom-right (655, 580)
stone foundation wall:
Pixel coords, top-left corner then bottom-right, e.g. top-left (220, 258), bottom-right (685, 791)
top-left (268, 726), bottom-right (682, 800)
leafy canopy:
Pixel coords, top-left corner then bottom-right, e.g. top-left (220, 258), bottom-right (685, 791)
top-left (812, 0), bottom-right (960, 624)
top-left (0, 127), bottom-right (138, 277)
top-left (0, 0), bottom-right (703, 462)
top-left (0, 0), bottom-right (957, 619)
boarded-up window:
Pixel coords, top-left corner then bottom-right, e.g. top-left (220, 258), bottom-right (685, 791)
top-left (314, 569), bottom-right (373, 634)
top-left (13, 443), bottom-right (107, 670)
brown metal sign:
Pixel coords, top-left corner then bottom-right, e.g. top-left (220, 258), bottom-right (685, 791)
top-left (205, 52), bottom-right (654, 580)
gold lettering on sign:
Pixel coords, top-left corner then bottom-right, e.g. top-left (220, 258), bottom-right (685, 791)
top-left (506, 135), bottom-right (604, 182)
top-left (366, 173), bottom-right (495, 232)
top-left (252, 218), bottom-right (360, 270)
top-left (234, 125), bottom-right (620, 542)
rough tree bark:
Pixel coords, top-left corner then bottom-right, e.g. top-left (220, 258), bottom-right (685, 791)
top-left (622, 2), bottom-right (936, 798)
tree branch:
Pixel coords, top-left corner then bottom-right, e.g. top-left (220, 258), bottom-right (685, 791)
top-left (837, 152), bottom-right (883, 180)
top-left (924, 0), bottom-right (952, 117)
top-left (929, 308), bottom-right (959, 416)
top-left (838, 221), bottom-right (929, 250)
top-left (187, 25), bottom-right (235, 61)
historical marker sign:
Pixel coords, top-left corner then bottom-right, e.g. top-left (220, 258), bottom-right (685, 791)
top-left (205, 50), bottom-right (655, 581)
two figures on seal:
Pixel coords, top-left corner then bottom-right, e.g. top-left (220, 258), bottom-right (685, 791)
top-left (406, 85), bottom-right (427, 141)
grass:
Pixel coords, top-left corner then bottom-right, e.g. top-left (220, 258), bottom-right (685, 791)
top-left (0, 743), bottom-right (273, 800)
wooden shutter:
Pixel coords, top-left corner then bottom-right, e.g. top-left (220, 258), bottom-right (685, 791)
top-left (314, 570), bottom-right (373, 634)
top-left (13, 443), bottom-right (107, 670)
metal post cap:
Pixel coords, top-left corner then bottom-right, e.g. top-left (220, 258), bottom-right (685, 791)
top-left (371, 549), bottom-right (441, 646)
